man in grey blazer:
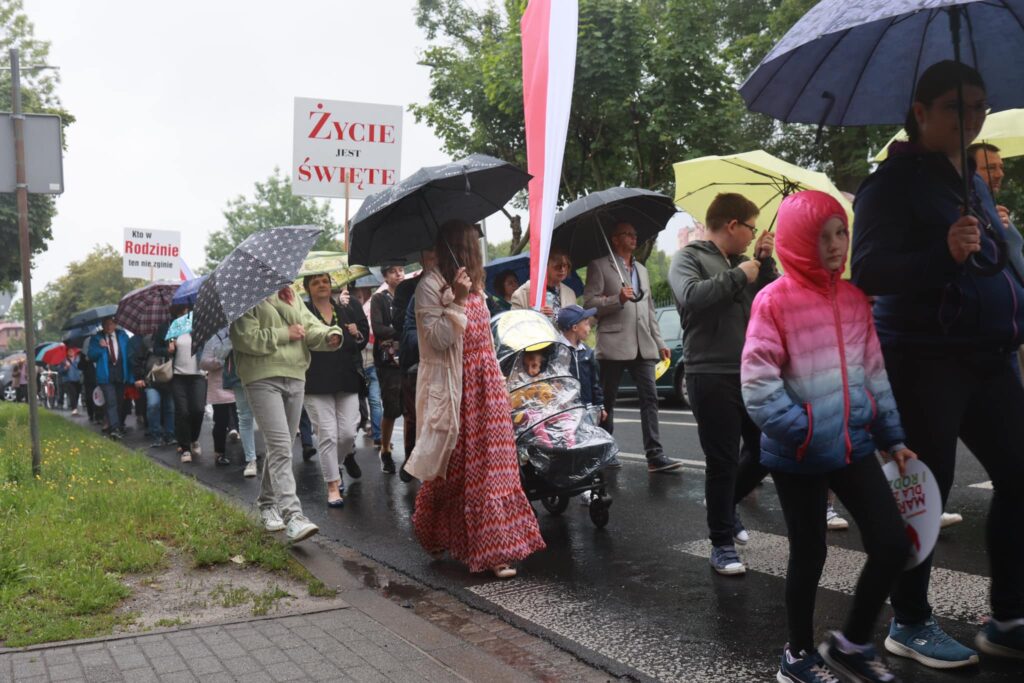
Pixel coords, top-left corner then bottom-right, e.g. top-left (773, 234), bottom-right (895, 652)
top-left (583, 222), bottom-right (682, 473)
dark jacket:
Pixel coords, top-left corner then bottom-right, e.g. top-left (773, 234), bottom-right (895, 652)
top-left (852, 143), bottom-right (1024, 351)
top-left (668, 240), bottom-right (777, 373)
top-left (399, 295), bottom-right (420, 374)
top-left (304, 299), bottom-right (369, 395)
top-left (370, 290), bottom-right (399, 368)
top-left (566, 341), bottom-right (603, 408)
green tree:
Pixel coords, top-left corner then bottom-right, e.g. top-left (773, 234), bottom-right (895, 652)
top-left (0, 0), bottom-right (75, 289)
top-left (204, 169), bottom-right (343, 271)
top-left (9, 245), bottom-right (144, 339)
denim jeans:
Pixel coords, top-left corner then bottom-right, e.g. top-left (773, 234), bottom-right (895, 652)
top-left (364, 365), bottom-right (383, 441)
top-left (232, 386), bottom-right (257, 463)
top-left (144, 386), bottom-right (174, 439)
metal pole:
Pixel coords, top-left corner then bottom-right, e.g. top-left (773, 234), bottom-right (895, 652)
top-left (10, 48), bottom-right (42, 476)
top-left (344, 176), bottom-right (350, 252)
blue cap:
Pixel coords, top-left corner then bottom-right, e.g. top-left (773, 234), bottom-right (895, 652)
top-left (556, 304), bottom-right (597, 330)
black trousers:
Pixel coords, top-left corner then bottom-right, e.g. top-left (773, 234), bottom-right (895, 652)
top-left (600, 355), bottom-right (662, 458)
top-left (686, 373), bottom-right (770, 546)
top-left (774, 455), bottom-right (909, 652)
top-left (402, 371), bottom-right (417, 458)
top-left (212, 403), bottom-right (238, 454)
top-left (884, 348), bottom-right (1024, 623)
top-left (65, 381), bottom-right (81, 411)
top-left (171, 375), bottom-right (207, 449)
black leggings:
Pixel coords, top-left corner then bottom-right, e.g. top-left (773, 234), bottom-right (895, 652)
top-left (212, 403), bottom-right (238, 454)
top-left (171, 375), bottom-right (207, 449)
top-left (774, 455), bottom-right (909, 652)
top-left (884, 348), bottom-right (1024, 623)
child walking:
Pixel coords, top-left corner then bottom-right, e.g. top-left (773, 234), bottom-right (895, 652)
top-left (741, 191), bottom-right (915, 683)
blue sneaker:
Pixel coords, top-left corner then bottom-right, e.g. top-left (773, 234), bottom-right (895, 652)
top-left (819, 632), bottom-right (899, 682)
top-left (709, 544), bottom-right (745, 576)
top-left (884, 618), bottom-right (979, 668)
top-left (976, 620), bottom-right (1024, 659)
top-left (777, 646), bottom-right (840, 683)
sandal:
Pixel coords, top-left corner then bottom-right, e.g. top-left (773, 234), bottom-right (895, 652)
top-left (492, 564), bottom-right (517, 579)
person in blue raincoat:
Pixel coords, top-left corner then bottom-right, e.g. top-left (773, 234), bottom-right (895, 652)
top-left (87, 315), bottom-right (134, 438)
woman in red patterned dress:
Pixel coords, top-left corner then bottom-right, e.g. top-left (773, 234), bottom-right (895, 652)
top-left (405, 219), bottom-right (546, 579)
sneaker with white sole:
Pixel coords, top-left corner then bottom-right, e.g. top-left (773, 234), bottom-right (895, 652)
top-left (884, 617), bottom-right (979, 668)
top-left (819, 632), bottom-right (900, 682)
top-left (285, 516), bottom-right (319, 544)
top-left (975, 620), bottom-right (1024, 660)
top-left (777, 646), bottom-right (840, 683)
top-left (826, 504), bottom-right (849, 530)
top-left (243, 460), bottom-right (258, 478)
top-left (190, 441), bottom-right (202, 457)
top-left (940, 512), bottom-right (963, 528)
top-left (734, 510), bottom-right (750, 545)
top-left (710, 544), bottom-right (746, 575)
top-left (228, 429), bottom-right (240, 443)
top-left (260, 507), bottom-right (285, 532)
top-left (180, 451), bottom-right (192, 464)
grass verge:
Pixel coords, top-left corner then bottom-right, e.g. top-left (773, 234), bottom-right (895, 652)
top-left (0, 403), bottom-right (313, 647)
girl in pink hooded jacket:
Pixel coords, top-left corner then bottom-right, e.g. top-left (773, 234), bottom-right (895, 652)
top-left (741, 191), bottom-right (917, 683)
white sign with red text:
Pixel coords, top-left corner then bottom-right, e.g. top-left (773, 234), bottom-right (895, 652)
top-left (882, 459), bottom-right (942, 569)
top-left (123, 228), bottom-right (181, 281)
top-left (292, 98), bottom-right (402, 200)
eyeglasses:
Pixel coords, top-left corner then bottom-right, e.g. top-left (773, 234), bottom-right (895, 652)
top-left (612, 232), bottom-right (637, 239)
top-left (738, 221), bottom-right (758, 236)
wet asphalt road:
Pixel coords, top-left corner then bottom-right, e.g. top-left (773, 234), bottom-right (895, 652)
top-left (97, 396), bottom-right (1022, 683)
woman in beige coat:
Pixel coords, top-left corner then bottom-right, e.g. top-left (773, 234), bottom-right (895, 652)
top-left (405, 220), bottom-right (545, 579)
top-left (509, 246), bottom-right (577, 317)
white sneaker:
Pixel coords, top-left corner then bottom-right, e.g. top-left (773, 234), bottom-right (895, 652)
top-left (228, 429), bottom-right (240, 443)
top-left (71, 409), bottom-right (79, 416)
top-left (285, 516), bottom-right (319, 544)
top-left (190, 441), bottom-right (202, 457)
top-left (826, 504), bottom-right (849, 530)
top-left (243, 461), bottom-right (258, 478)
top-left (941, 511), bottom-right (964, 528)
top-left (260, 507), bottom-right (285, 532)
top-left (180, 451), bottom-right (192, 464)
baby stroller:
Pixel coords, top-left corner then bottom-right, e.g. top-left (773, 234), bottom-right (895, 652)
top-left (491, 309), bottom-right (619, 528)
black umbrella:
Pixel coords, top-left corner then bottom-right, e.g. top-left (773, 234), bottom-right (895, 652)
top-left (190, 226), bottom-right (323, 352)
top-left (61, 304), bottom-right (119, 331)
top-left (552, 187), bottom-right (677, 300)
top-left (61, 323), bottom-right (101, 348)
top-left (349, 154), bottom-right (530, 266)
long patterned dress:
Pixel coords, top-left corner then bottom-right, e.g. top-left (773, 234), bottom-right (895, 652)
top-left (412, 293), bottom-right (546, 572)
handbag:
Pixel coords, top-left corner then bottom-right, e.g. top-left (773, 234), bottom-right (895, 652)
top-left (147, 358), bottom-right (173, 386)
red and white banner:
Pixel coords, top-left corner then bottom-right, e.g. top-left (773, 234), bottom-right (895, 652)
top-left (521, 0), bottom-right (578, 309)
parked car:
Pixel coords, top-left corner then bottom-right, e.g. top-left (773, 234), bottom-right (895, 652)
top-left (615, 305), bottom-right (688, 406)
top-left (0, 363), bottom-right (16, 402)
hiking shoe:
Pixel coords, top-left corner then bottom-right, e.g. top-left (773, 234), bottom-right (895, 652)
top-left (285, 516), bottom-right (319, 544)
top-left (180, 451), bottom-right (192, 463)
top-left (885, 618), bottom-right (979, 668)
top-left (243, 460), bottom-right (258, 478)
top-left (940, 512), bottom-right (963, 528)
top-left (302, 445), bottom-right (317, 461)
top-left (647, 454), bottom-right (683, 473)
top-left (190, 441), bottom-right (202, 457)
top-left (215, 453), bottom-right (230, 466)
top-left (399, 457), bottom-right (413, 483)
top-left (342, 452), bottom-right (361, 479)
top-left (228, 428), bottom-right (240, 443)
top-left (826, 504), bottom-right (849, 530)
top-left (778, 646), bottom-right (840, 683)
top-left (710, 544), bottom-right (745, 575)
top-left (819, 632), bottom-right (900, 682)
top-left (260, 507), bottom-right (285, 532)
top-left (976, 620), bottom-right (1024, 659)
top-left (380, 451), bottom-right (396, 474)
top-left (734, 511), bottom-right (750, 545)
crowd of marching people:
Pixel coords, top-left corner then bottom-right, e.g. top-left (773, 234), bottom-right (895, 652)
top-left (20, 60), bottom-right (1023, 682)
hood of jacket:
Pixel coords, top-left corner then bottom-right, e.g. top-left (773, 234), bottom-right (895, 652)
top-left (775, 191), bottom-right (848, 296)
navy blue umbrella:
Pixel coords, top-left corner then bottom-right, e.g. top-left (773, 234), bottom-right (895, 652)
top-left (741, 0), bottom-right (1024, 275)
top-left (484, 254), bottom-right (584, 299)
top-left (172, 275), bottom-right (207, 306)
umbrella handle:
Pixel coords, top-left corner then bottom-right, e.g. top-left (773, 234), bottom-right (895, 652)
top-left (597, 218), bottom-right (645, 303)
top-left (965, 210), bottom-right (1008, 277)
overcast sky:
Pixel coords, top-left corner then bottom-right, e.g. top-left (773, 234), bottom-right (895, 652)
top-left (20, 0), bottom-right (682, 291)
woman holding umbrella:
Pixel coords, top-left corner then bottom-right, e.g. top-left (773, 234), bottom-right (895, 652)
top-left (853, 61), bottom-right (1024, 667)
top-left (302, 273), bottom-right (369, 507)
top-left (405, 220), bottom-right (545, 579)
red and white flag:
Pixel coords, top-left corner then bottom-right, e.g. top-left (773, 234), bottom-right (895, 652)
top-left (521, 0), bottom-right (577, 309)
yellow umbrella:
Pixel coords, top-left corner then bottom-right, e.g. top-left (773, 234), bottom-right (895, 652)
top-left (292, 251), bottom-right (370, 294)
top-left (673, 150), bottom-right (853, 246)
top-left (875, 108), bottom-right (1024, 161)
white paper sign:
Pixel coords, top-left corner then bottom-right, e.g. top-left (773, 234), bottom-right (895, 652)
top-left (291, 97), bottom-right (402, 200)
top-left (123, 228), bottom-right (181, 281)
top-left (882, 458), bottom-right (942, 569)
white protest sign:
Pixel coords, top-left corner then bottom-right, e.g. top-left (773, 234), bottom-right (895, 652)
top-left (882, 458), bottom-right (942, 569)
top-left (123, 228), bottom-right (181, 281)
top-left (291, 97), bottom-right (402, 200)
